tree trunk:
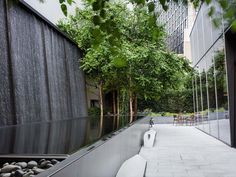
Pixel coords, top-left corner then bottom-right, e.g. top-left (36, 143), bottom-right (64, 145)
top-left (112, 90), bottom-right (116, 114)
top-left (129, 66), bottom-right (133, 123)
top-left (98, 82), bottom-right (103, 137)
top-left (129, 90), bottom-right (133, 123)
top-left (134, 94), bottom-right (138, 120)
top-left (112, 90), bottom-right (116, 129)
top-left (117, 90), bottom-right (120, 129)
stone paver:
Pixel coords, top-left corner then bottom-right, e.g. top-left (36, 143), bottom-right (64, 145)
top-left (139, 124), bottom-right (236, 177)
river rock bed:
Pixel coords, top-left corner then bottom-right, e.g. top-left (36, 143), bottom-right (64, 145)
top-left (0, 159), bottom-right (60, 177)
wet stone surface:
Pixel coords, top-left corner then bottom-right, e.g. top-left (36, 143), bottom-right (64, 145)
top-left (0, 159), bottom-right (60, 177)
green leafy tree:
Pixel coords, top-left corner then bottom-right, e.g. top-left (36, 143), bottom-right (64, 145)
top-left (116, 6), bottom-right (190, 121)
top-left (58, 1), bottom-right (191, 126)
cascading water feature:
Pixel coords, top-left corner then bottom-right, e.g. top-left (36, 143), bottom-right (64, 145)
top-left (0, 0), bottom-right (15, 126)
top-left (0, 0), bottom-right (89, 159)
top-left (0, 0), bottom-right (87, 126)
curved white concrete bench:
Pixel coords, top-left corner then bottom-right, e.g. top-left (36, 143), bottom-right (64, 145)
top-left (116, 154), bottom-right (147, 177)
top-left (143, 129), bottom-right (156, 148)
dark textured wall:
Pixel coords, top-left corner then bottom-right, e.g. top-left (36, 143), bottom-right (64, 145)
top-left (0, 0), bottom-right (15, 125)
top-left (0, 0), bottom-right (87, 126)
top-left (225, 30), bottom-right (236, 147)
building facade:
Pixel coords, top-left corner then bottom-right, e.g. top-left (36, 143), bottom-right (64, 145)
top-left (156, 1), bottom-right (195, 60)
top-left (190, 2), bottom-right (236, 147)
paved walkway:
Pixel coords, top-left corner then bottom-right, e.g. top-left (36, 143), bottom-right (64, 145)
top-left (139, 124), bottom-right (236, 177)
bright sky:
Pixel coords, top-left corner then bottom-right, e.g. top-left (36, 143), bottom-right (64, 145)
top-left (23, 0), bottom-right (82, 24)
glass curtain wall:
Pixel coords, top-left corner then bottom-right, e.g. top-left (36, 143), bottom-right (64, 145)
top-left (193, 36), bottom-right (230, 144)
top-left (191, 2), bottom-right (230, 145)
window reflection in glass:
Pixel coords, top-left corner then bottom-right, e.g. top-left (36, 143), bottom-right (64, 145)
top-left (214, 37), bottom-right (230, 144)
top-left (206, 48), bottom-right (218, 138)
top-left (200, 62), bottom-right (209, 133)
top-left (192, 77), bottom-right (196, 116)
top-left (198, 62), bottom-right (204, 130)
top-left (194, 73), bottom-right (200, 126)
top-left (204, 53), bottom-right (211, 134)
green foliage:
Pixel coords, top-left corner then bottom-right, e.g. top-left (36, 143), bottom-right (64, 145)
top-left (192, 48), bottom-right (228, 115)
top-left (208, 6), bottom-right (215, 17)
top-left (88, 107), bottom-right (101, 118)
top-left (58, 0), bottom-right (75, 16)
top-left (138, 70), bottom-right (194, 113)
top-left (119, 89), bottom-right (129, 116)
top-left (61, 4), bottom-right (67, 16)
top-left (148, 2), bottom-right (155, 12)
top-left (67, 0), bottom-right (73, 5)
top-left (218, 0), bottom-right (228, 9)
top-left (139, 84), bottom-right (194, 113)
top-left (205, 0), bottom-right (212, 5)
top-left (232, 20), bottom-right (236, 31)
top-left (58, 1), bottom-right (191, 117)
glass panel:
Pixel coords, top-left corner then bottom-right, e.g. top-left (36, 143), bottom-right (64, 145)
top-left (194, 73), bottom-right (200, 127)
top-left (203, 6), bottom-right (213, 54)
top-left (200, 61), bottom-right (209, 132)
top-left (211, 2), bottom-right (223, 43)
top-left (204, 52), bottom-right (211, 134)
top-left (192, 78), bottom-right (196, 116)
top-left (198, 61), bottom-right (205, 130)
top-left (214, 37), bottom-right (230, 144)
top-left (191, 2), bottom-right (230, 145)
top-left (206, 47), bottom-right (218, 138)
top-left (197, 13), bottom-right (204, 61)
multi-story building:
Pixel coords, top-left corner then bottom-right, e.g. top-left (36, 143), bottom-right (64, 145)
top-left (156, 1), bottom-right (196, 60)
top-left (190, 2), bottom-right (236, 147)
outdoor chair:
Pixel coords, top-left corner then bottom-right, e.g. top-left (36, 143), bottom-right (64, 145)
top-left (194, 113), bottom-right (202, 125)
top-left (173, 115), bottom-right (178, 125)
top-left (179, 115), bottom-right (185, 125)
top-left (185, 115), bottom-right (195, 126)
top-left (173, 114), bottom-right (184, 126)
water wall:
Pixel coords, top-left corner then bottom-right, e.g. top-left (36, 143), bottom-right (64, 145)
top-left (0, 0), bottom-right (87, 126)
